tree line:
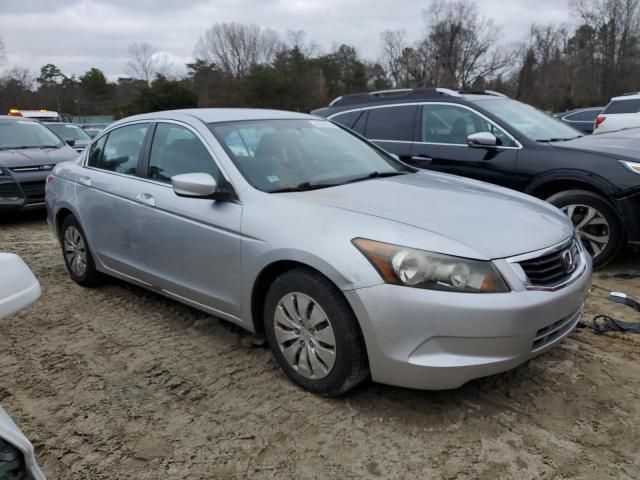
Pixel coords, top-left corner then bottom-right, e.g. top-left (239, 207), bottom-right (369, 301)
top-left (1, 0), bottom-right (639, 119)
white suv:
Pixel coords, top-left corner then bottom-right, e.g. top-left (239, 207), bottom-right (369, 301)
top-left (594, 93), bottom-right (640, 134)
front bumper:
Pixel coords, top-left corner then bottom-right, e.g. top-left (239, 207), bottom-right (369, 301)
top-left (615, 188), bottom-right (640, 247)
top-left (0, 171), bottom-right (48, 212)
top-left (345, 250), bottom-right (592, 390)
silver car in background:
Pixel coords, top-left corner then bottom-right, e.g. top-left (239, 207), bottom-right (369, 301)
top-left (45, 109), bottom-right (592, 396)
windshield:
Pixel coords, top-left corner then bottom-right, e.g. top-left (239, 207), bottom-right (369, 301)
top-left (209, 119), bottom-right (412, 193)
top-left (46, 123), bottom-right (91, 142)
top-left (0, 120), bottom-right (64, 149)
top-left (475, 99), bottom-right (582, 142)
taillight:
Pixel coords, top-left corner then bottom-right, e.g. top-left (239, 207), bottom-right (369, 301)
top-left (594, 115), bottom-right (606, 129)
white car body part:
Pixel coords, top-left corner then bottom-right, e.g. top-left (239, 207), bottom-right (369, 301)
top-left (594, 93), bottom-right (640, 134)
top-left (0, 253), bottom-right (46, 480)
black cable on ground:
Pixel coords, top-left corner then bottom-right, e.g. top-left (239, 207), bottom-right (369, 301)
top-left (578, 315), bottom-right (640, 335)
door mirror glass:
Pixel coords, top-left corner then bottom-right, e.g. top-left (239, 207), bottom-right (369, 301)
top-left (172, 172), bottom-right (217, 198)
top-left (467, 132), bottom-right (497, 148)
top-left (0, 253), bottom-right (41, 320)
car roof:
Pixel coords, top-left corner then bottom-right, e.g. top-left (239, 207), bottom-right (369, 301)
top-left (611, 93), bottom-right (640, 101)
top-left (0, 115), bottom-right (38, 122)
top-left (118, 108), bottom-right (317, 125)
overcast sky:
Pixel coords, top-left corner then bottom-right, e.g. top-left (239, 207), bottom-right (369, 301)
top-left (1, 0), bottom-right (572, 79)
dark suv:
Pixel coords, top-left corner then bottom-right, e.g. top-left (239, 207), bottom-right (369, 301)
top-left (312, 88), bottom-right (640, 267)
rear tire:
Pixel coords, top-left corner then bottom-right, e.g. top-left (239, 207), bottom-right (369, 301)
top-left (263, 268), bottom-right (369, 396)
top-left (547, 189), bottom-right (623, 269)
top-left (60, 215), bottom-right (103, 287)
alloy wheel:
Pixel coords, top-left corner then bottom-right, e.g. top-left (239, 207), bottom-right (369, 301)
top-left (273, 292), bottom-right (336, 379)
top-left (63, 226), bottom-right (87, 277)
top-left (561, 204), bottom-right (610, 258)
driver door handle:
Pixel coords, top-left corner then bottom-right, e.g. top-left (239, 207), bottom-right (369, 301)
top-left (135, 193), bottom-right (156, 207)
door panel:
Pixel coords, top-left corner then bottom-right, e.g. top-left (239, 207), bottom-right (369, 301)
top-left (407, 104), bottom-right (519, 189)
top-left (76, 123), bottom-right (150, 279)
top-left (134, 122), bottom-right (242, 317)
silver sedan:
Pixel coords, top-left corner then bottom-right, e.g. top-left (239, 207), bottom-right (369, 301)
top-left (45, 109), bottom-right (592, 396)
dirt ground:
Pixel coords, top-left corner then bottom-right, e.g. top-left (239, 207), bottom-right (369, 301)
top-left (1, 211), bottom-right (639, 480)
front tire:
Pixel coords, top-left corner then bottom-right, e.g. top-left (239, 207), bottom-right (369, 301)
top-left (547, 189), bottom-right (623, 268)
top-left (60, 215), bottom-right (103, 287)
top-left (263, 268), bottom-right (369, 396)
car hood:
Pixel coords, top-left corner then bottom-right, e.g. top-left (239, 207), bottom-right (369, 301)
top-left (298, 172), bottom-right (573, 259)
top-left (0, 146), bottom-right (78, 168)
top-left (554, 127), bottom-right (640, 159)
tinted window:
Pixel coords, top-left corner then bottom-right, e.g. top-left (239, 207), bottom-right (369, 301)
top-left (565, 110), bottom-right (601, 121)
top-left (148, 123), bottom-right (220, 183)
top-left (100, 123), bottom-right (149, 174)
top-left (421, 104), bottom-right (516, 147)
top-left (365, 105), bottom-right (416, 141)
top-left (210, 119), bottom-right (410, 193)
top-left (352, 111), bottom-right (367, 135)
top-left (87, 135), bottom-right (107, 167)
top-left (331, 111), bottom-right (360, 129)
top-left (603, 99), bottom-right (640, 114)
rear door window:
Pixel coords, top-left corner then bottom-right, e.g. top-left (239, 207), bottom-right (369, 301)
top-left (97, 124), bottom-right (149, 175)
top-left (365, 105), bottom-right (416, 141)
top-left (604, 99), bottom-right (640, 114)
top-left (565, 110), bottom-right (601, 121)
top-left (331, 111), bottom-right (361, 129)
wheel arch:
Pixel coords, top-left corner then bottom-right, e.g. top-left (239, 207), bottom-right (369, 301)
top-left (525, 171), bottom-right (616, 201)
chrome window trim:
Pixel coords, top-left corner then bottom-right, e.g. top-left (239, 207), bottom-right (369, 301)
top-left (82, 118), bottom-right (237, 192)
top-left (506, 236), bottom-right (587, 292)
top-left (328, 101), bottom-right (523, 150)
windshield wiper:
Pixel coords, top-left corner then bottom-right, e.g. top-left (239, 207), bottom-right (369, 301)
top-left (0, 145), bottom-right (61, 150)
top-left (537, 136), bottom-right (583, 143)
top-left (269, 171), bottom-right (409, 193)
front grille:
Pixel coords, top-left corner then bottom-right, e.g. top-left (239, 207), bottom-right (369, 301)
top-left (18, 180), bottom-right (46, 200)
top-left (532, 307), bottom-right (582, 351)
top-left (0, 181), bottom-right (21, 198)
top-left (518, 240), bottom-right (580, 287)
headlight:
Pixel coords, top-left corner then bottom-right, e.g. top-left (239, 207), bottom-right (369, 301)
top-left (0, 167), bottom-right (11, 178)
top-left (353, 238), bottom-right (510, 293)
top-left (620, 160), bottom-right (640, 175)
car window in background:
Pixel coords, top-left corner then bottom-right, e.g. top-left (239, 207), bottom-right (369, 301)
top-left (352, 111), bottom-right (367, 135)
top-left (603, 99), bottom-right (640, 114)
top-left (0, 119), bottom-right (63, 149)
top-left (331, 110), bottom-right (361, 129)
top-left (421, 104), bottom-right (516, 146)
top-left (99, 123), bottom-right (149, 175)
top-left (148, 123), bottom-right (220, 183)
top-left (210, 119), bottom-right (410, 192)
top-left (565, 110), bottom-right (601, 121)
top-left (477, 99), bottom-right (582, 141)
top-left (365, 105), bottom-right (416, 141)
top-left (46, 124), bottom-right (91, 141)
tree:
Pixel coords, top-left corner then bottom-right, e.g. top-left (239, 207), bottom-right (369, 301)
top-left (125, 42), bottom-right (158, 85)
top-left (194, 23), bottom-right (282, 77)
top-left (123, 74), bottom-right (198, 115)
top-left (0, 67), bottom-right (34, 113)
top-left (36, 64), bottom-right (66, 88)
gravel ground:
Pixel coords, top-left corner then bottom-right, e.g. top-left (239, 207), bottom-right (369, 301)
top-left (1, 211), bottom-right (640, 480)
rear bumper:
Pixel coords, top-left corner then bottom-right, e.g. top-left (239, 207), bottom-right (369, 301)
top-left (345, 253), bottom-right (592, 390)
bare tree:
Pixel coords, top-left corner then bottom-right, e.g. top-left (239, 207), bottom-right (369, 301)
top-left (125, 42), bottom-right (158, 84)
top-left (379, 30), bottom-right (409, 86)
top-left (423, 0), bottom-right (513, 88)
top-left (194, 23), bottom-right (282, 77)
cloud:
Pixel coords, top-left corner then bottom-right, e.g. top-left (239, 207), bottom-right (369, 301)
top-left (1, 0), bottom-right (572, 77)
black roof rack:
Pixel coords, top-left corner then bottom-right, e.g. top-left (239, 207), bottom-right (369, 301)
top-left (328, 88), bottom-right (463, 107)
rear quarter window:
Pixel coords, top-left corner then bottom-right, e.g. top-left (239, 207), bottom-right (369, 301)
top-left (331, 110), bottom-right (361, 129)
top-left (603, 99), bottom-right (640, 114)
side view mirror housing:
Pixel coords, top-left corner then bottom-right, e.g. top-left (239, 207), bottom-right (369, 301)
top-left (0, 253), bottom-right (41, 320)
top-left (467, 132), bottom-right (497, 149)
top-left (65, 138), bottom-right (75, 147)
top-left (171, 173), bottom-right (236, 201)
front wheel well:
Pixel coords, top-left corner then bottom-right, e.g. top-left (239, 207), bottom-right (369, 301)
top-left (528, 179), bottom-right (606, 201)
top-left (250, 261), bottom-right (338, 335)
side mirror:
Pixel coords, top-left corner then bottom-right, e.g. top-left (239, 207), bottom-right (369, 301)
top-left (0, 253), bottom-right (41, 320)
top-left (172, 173), bottom-right (218, 198)
top-left (65, 138), bottom-right (76, 147)
top-left (467, 132), bottom-right (497, 149)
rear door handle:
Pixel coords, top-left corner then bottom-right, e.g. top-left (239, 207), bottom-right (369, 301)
top-left (78, 176), bottom-right (92, 187)
top-left (135, 193), bottom-right (156, 207)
